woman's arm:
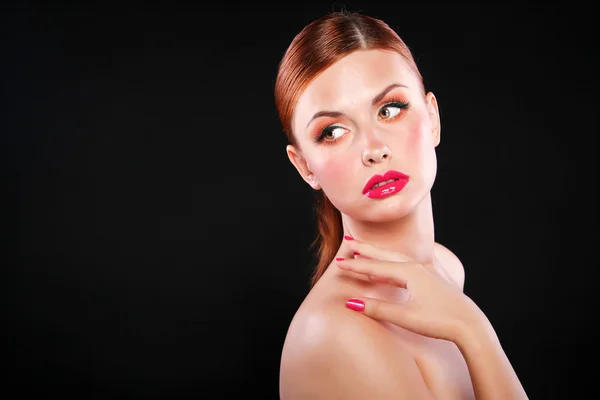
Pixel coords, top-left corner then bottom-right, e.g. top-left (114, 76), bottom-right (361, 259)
top-left (279, 303), bottom-right (437, 399)
top-left (351, 294), bottom-right (528, 400)
top-left (336, 237), bottom-right (529, 399)
top-left (454, 314), bottom-right (528, 400)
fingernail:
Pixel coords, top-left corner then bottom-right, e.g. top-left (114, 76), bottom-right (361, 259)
top-left (335, 257), bottom-right (345, 261)
top-left (353, 251), bottom-right (360, 256)
top-left (344, 235), bottom-right (354, 240)
top-left (346, 298), bottom-right (365, 312)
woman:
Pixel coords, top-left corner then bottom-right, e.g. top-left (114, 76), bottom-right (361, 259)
top-left (274, 11), bottom-right (528, 400)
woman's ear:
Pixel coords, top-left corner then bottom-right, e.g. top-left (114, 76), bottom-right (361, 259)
top-left (426, 92), bottom-right (441, 147)
top-left (286, 145), bottom-right (321, 190)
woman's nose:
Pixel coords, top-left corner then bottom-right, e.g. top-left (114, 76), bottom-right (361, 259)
top-left (362, 137), bottom-right (392, 166)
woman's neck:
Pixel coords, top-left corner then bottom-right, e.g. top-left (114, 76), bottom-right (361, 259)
top-left (340, 192), bottom-right (436, 265)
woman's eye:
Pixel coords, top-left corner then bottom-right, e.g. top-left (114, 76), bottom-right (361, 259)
top-left (321, 126), bottom-right (347, 141)
top-left (378, 105), bottom-right (402, 120)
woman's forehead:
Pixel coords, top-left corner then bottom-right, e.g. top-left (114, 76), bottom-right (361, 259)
top-left (293, 50), bottom-right (418, 124)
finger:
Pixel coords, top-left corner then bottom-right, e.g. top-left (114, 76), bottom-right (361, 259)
top-left (368, 274), bottom-right (390, 284)
top-left (342, 235), bottom-right (412, 262)
top-left (336, 257), bottom-right (422, 289)
top-left (346, 296), bottom-right (417, 328)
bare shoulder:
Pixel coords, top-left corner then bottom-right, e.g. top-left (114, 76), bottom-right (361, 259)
top-left (279, 297), bottom-right (435, 399)
top-left (435, 242), bottom-right (465, 290)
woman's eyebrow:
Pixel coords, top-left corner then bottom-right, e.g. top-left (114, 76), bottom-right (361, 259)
top-left (371, 83), bottom-right (407, 105)
top-left (306, 83), bottom-right (408, 129)
top-left (306, 111), bottom-right (344, 128)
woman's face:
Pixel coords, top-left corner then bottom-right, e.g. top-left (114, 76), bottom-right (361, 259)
top-left (287, 49), bottom-right (441, 222)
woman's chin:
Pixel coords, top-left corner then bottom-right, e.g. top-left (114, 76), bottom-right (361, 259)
top-left (342, 199), bottom-right (417, 223)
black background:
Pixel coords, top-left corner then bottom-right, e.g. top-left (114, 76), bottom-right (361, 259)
top-left (4, 2), bottom-right (598, 399)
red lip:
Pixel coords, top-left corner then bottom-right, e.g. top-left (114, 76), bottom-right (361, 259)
top-left (362, 170), bottom-right (410, 195)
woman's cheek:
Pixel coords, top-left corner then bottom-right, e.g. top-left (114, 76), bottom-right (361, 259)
top-left (403, 118), bottom-right (437, 184)
top-left (405, 118), bottom-right (428, 153)
top-left (401, 119), bottom-right (434, 165)
top-left (314, 153), bottom-right (353, 193)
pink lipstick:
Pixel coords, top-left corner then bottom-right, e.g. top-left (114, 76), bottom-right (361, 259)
top-left (362, 170), bottom-right (409, 199)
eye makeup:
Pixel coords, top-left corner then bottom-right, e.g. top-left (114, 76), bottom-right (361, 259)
top-left (312, 97), bottom-right (411, 145)
top-left (314, 124), bottom-right (349, 145)
top-left (377, 97), bottom-right (410, 120)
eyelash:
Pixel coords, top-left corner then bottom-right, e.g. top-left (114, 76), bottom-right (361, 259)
top-left (314, 98), bottom-right (411, 145)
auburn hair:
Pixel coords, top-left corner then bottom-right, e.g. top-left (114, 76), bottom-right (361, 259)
top-left (274, 11), bottom-right (424, 288)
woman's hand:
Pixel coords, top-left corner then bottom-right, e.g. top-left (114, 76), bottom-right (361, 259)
top-left (336, 236), bottom-right (487, 344)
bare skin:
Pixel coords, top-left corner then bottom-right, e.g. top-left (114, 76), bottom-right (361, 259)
top-left (280, 240), bottom-right (474, 399)
top-left (280, 49), bottom-right (528, 399)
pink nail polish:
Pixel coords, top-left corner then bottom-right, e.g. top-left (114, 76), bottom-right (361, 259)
top-left (344, 235), bottom-right (354, 240)
top-left (346, 298), bottom-right (365, 312)
top-left (353, 251), bottom-right (360, 256)
top-left (336, 257), bottom-right (345, 261)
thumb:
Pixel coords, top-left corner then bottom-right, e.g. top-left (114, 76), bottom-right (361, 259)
top-left (346, 294), bottom-right (415, 327)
